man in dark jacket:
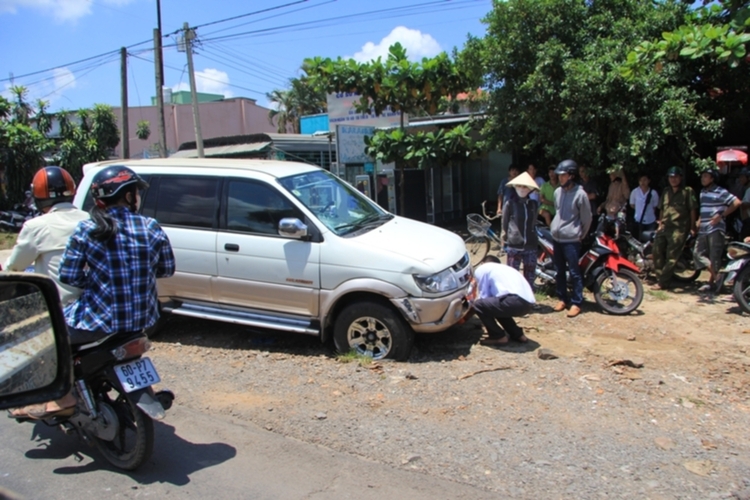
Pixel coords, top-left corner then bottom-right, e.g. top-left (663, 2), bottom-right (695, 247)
top-left (502, 171), bottom-right (540, 291)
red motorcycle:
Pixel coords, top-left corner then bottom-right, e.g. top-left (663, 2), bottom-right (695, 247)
top-left (536, 216), bottom-right (644, 315)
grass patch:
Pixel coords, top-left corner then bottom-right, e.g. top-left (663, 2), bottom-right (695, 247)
top-left (336, 350), bottom-right (373, 366)
top-left (647, 289), bottom-right (670, 301)
top-left (0, 232), bottom-right (18, 251)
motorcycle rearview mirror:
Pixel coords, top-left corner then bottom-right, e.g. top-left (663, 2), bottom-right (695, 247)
top-left (0, 273), bottom-right (72, 410)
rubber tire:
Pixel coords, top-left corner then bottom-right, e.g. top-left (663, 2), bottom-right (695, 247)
top-left (464, 235), bottom-right (490, 267)
top-left (733, 264), bottom-right (750, 315)
top-left (334, 301), bottom-right (414, 361)
top-left (594, 268), bottom-right (644, 315)
top-left (93, 394), bottom-right (154, 471)
top-left (671, 250), bottom-right (701, 283)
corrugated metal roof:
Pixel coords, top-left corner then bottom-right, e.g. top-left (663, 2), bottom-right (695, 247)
top-left (170, 142), bottom-right (271, 158)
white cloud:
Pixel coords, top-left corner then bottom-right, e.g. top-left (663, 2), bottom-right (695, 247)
top-left (172, 68), bottom-right (234, 98)
top-left (0, 0), bottom-right (136, 22)
top-left (2, 66), bottom-right (77, 106)
top-left (350, 26), bottom-right (442, 63)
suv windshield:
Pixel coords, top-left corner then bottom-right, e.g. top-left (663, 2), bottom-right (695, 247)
top-left (279, 170), bottom-right (392, 235)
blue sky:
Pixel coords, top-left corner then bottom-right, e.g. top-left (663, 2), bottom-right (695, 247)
top-left (0, 0), bottom-right (490, 112)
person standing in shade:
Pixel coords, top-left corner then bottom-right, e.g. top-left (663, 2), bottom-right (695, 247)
top-left (539, 164), bottom-right (558, 226)
top-left (578, 164), bottom-right (599, 222)
top-left (629, 173), bottom-right (659, 243)
top-left (471, 254), bottom-right (535, 346)
top-left (651, 167), bottom-right (697, 291)
top-left (550, 159), bottom-right (592, 318)
top-left (694, 168), bottom-right (740, 293)
top-left (502, 172), bottom-right (540, 291)
top-left (496, 164), bottom-right (520, 215)
top-left (526, 163), bottom-right (545, 204)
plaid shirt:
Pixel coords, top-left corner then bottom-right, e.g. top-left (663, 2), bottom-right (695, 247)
top-left (59, 207), bottom-right (175, 334)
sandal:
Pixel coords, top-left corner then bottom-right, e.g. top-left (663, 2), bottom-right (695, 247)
top-left (514, 335), bottom-right (529, 343)
top-left (8, 403), bottom-right (75, 420)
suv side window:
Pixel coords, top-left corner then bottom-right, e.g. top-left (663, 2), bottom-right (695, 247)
top-left (153, 176), bottom-right (219, 229)
top-left (225, 179), bottom-right (300, 235)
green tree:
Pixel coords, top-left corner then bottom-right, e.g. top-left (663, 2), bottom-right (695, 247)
top-left (305, 43), bottom-right (480, 214)
top-left (0, 92), bottom-right (50, 207)
top-left (621, 0), bottom-right (750, 157)
top-left (266, 76), bottom-right (327, 133)
top-left (480, 0), bottom-right (721, 175)
top-left (57, 104), bottom-right (120, 179)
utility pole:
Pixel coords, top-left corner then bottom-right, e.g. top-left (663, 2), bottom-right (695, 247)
top-left (153, 28), bottom-right (167, 157)
top-left (183, 22), bottom-right (204, 158)
top-left (156, 0), bottom-right (164, 87)
top-left (120, 47), bottom-right (129, 159)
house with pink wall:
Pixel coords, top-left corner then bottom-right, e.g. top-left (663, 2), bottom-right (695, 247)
top-left (112, 96), bottom-right (277, 158)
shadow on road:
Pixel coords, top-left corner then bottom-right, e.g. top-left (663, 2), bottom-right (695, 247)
top-left (23, 419), bottom-right (236, 485)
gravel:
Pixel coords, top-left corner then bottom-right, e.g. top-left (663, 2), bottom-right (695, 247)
top-left (149, 291), bottom-right (750, 500)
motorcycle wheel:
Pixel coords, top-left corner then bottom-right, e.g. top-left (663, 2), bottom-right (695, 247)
top-left (594, 268), bottom-right (643, 315)
top-left (671, 251), bottom-right (701, 283)
top-left (464, 235), bottom-right (490, 267)
top-left (733, 265), bottom-right (750, 314)
top-left (93, 388), bottom-right (154, 470)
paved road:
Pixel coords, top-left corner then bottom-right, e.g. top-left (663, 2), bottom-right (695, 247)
top-left (1, 404), bottom-right (496, 500)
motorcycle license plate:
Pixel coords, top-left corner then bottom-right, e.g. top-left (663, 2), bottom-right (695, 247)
top-left (722, 260), bottom-right (745, 273)
top-left (114, 357), bottom-right (161, 393)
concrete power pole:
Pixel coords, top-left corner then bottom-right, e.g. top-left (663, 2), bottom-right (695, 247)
top-left (153, 29), bottom-right (167, 158)
top-left (120, 47), bottom-right (129, 159)
top-left (183, 22), bottom-right (204, 158)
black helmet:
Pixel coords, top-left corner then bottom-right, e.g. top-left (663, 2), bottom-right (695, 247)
top-left (555, 159), bottom-right (578, 176)
top-left (31, 166), bottom-right (76, 210)
top-left (667, 166), bottom-right (683, 177)
top-left (90, 166), bottom-right (148, 202)
top-left (702, 168), bottom-right (720, 181)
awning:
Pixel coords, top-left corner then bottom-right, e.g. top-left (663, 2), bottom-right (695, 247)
top-left (170, 141), bottom-right (271, 158)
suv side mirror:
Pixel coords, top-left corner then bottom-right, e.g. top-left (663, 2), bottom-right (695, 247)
top-left (0, 273), bottom-right (72, 410)
top-left (278, 217), bottom-right (309, 240)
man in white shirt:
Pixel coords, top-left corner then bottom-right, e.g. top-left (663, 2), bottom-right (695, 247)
top-left (471, 254), bottom-right (535, 346)
top-left (3, 166), bottom-right (89, 305)
top-left (629, 173), bottom-right (659, 242)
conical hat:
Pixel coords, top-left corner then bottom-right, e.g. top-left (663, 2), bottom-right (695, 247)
top-left (506, 171), bottom-right (539, 190)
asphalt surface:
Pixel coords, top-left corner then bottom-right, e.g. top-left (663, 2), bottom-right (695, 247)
top-left (0, 405), bottom-right (496, 500)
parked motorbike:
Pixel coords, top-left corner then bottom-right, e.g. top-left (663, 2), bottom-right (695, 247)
top-left (719, 241), bottom-right (750, 314)
top-left (536, 216), bottom-right (644, 315)
top-left (0, 203), bottom-right (40, 232)
top-left (12, 331), bottom-right (174, 470)
top-left (618, 230), bottom-right (701, 283)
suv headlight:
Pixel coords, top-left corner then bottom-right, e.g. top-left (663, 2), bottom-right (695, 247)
top-left (413, 268), bottom-right (459, 294)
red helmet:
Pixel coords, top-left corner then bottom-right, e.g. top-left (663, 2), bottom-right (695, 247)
top-left (31, 166), bottom-right (76, 210)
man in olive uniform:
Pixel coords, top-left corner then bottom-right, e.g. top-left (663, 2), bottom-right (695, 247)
top-left (651, 167), bottom-right (697, 290)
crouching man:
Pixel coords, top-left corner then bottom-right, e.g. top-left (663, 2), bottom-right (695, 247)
top-left (472, 254), bottom-right (536, 346)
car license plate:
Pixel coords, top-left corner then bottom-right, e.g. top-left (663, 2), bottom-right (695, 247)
top-left (114, 357), bottom-right (160, 393)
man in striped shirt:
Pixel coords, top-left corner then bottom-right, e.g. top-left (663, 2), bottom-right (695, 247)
top-left (694, 169), bottom-right (741, 293)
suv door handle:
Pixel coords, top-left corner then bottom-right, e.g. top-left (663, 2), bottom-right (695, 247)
top-left (224, 243), bottom-right (240, 252)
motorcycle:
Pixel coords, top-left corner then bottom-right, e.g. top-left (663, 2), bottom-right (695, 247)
top-left (536, 216), bottom-right (644, 315)
top-left (12, 331), bottom-right (174, 470)
top-left (0, 203), bottom-right (40, 232)
top-left (618, 230), bottom-right (701, 283)
top-left (719, 241), bottom-right (750, 314)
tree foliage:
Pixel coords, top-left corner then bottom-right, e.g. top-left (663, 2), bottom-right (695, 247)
top-left (479, 0), bottom-right (723, 175)
top-left (266, 76), bottom-right (327, 133)
top-left (305, 43), bottom-right (481, 213)
top-left (1, 88), bottom-right (119, 206)
top-left (57, 104), bottom-right (120, 180)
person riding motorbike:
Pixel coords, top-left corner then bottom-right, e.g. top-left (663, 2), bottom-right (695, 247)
top-left (2, 166), bottom-right (89, 304)
top-left (9, 166), bottom-right (176, 419)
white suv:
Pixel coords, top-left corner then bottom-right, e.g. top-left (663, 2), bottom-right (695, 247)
top-left (75, 159), bottom-right (472, 360)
